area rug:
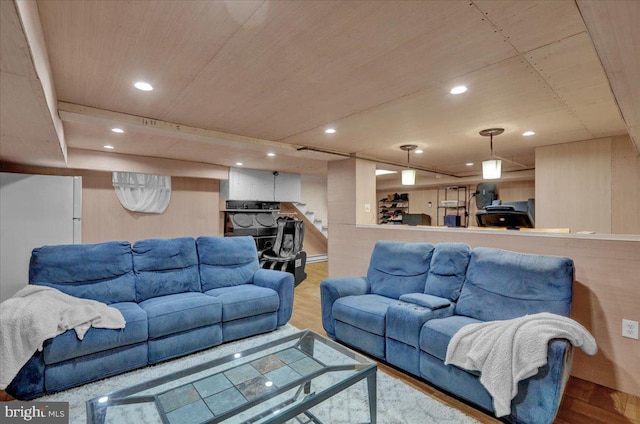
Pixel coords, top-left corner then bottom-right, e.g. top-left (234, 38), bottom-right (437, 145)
top-left (39, 325), bottom-right (481, 423)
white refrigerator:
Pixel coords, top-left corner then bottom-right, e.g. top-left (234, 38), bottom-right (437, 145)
top-left (0, 172), bottom-right (82, 302)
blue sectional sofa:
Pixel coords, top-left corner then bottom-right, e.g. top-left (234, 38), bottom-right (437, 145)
top-left (7, 236), bottom-right (294, 400)
top-left (321, 241), bottom-right (575, 424)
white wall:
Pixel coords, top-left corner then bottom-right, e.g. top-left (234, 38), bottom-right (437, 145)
top-left (300, 175), bottom-right (328, 225)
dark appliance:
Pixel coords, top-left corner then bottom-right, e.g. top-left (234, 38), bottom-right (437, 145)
top-left (224, 201), bottom-right (280, 250)
top-left (403, 213), bottom-right (431, 226)
top-left (475, 200), bottom-right (535, 229)
top-left (475, 182), bottom-right (498, 209)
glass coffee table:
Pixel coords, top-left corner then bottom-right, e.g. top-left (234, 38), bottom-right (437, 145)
top-left (86, 330), bottom-right (376, 423)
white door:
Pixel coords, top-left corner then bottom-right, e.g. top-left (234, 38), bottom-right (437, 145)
top-left (0, 173), bottom-right (79, 302)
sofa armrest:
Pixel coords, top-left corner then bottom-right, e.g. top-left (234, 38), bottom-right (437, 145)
top-left (253, 269), bottom-right (294, 327)
top-left (510, 338), bottom-right (573, 424)
top-left (320, 277), bottom-right (370, 338)
top-left (399, 293), bottom-right (452, 310)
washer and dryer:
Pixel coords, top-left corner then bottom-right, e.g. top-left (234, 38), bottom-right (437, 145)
top-left (224, 201), bottom-right (280, 250)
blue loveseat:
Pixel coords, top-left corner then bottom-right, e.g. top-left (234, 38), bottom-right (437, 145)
top-left (321, 241), bottom-right (575, 424)
top-left (7, 236), bottom-right (294, 400)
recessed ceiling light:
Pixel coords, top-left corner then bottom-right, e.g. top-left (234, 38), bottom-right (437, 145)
top-left (450, 85), bottom-right (468, 95)
top-left (235, 162), bottom-right (243, 166)
top-left (267, 152), bottom-right (276, 157)
top-left (522, 131), bottom-right (536, 136)
top-left (466, 162), bottom-right (474, 166)
top-left (415, 149), bottom-right (424, 154)
top-left (375, 169), bottom-right (397, 176)
top-left (134, 81), bottom-right (153, 91)
top-left (111, 128), bottom-right (124, 133)
top-left (324, 128), bottom-right (336, 134)
top-left (104, 145), bottom-right (114, 150)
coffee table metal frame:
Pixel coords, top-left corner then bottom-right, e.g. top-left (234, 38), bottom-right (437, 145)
top-left (86, 330), bottom-right (377, 424)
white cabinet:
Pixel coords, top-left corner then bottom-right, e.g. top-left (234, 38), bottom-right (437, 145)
top-left (221, 167), bottom-right (301, 202)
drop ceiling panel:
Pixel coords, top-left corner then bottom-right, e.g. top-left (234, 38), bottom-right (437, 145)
top-left (37, 0), bottom-right (262, 118)
top-left (283, 56), bottom-right (593, 171)
top-left (474, 0), bottom-right (586, 52)
top-left (165, 1), bottom-right (517, 141)
top-left (4, 0), bottom-right (633, 176)
top-left (525, 32), bottom-right (627, 137)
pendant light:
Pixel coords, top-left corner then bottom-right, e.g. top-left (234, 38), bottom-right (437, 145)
top-left (400, 144), bottom-right (418, 185)
top-left (479, 128), bottom-right (504, 180)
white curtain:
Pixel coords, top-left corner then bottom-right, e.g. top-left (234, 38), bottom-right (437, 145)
top-left (112, 172), bottom-right (171, 214)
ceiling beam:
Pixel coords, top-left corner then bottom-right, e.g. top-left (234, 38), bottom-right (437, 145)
top-left (58, 101), bottom-right (299, 154)
top-left (14, 0), bottom-right (66, 160)
top-left (577, 0), bottom-right (640, 154)
top-left (67, 148), bottom-right (228, 179)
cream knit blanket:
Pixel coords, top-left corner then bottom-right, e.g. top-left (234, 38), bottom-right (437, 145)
top-left (0, 285), bottom-right (126, 390)
top-left (445, 312), bottom-right (597, 417)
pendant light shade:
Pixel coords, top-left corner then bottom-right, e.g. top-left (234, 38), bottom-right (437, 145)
top-left (482, 159), bottom-right (502, 179)
top-left (402, 169), bottom-right (416, 185)
top-left (479, 128), bottom-right (504, 180)
top-left (399, 144), bottom-right (418, 186)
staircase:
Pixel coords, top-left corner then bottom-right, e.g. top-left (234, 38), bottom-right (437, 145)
top-left (279, 203), bottom-right (327, 263)
top-left (292, 202), bottom-right (328, 238)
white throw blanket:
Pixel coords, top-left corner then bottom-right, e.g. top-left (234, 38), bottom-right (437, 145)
top-left (0, 285), bottom-right (126, 390)
top-left (445, 312), bottom-right (597, 418)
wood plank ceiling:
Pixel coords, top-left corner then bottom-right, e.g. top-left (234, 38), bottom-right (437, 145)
top-left (2, 0), bottom-right (635, 180)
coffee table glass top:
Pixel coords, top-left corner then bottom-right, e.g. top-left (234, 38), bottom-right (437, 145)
top-left (86, 330), bottom-right (377, 424)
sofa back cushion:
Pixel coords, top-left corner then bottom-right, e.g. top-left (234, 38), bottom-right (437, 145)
top-left (367, 241), bottom-right (435, 299)
top-left (455, 247), bottom-right (574, 321)
top-left (133, 237), bottom-right (200, 301)
top-left (196, 236), bottom-right (259, 291)
top-left (424, 243), bottom-right (471, 301)
top-left (29, 241), bottom-right (135, 304)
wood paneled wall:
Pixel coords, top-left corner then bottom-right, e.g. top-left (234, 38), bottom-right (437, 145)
top-left (0, 164), bottom-right (222, 244)
top-left (377, 180), bottom-right (535, 226)
top-left (611, 135), bottom-right (640, 234)
top-left (330, 157), bottom-right (640, 397)
top-left (81, 172), bottom-right (220, 243)
top-left (536, 135), bottom-right (639, 235)
top-left (536, 138), bottom-right (612, 233)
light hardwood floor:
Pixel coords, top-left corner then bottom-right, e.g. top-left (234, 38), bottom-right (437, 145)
top-left (291, 262), bottom-right (640, 424)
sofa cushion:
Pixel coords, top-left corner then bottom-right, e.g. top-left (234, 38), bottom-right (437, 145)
top-left (29, 241), bottom-right (135, 304)
top-left (367, 241), bottom-right (435, 299)
top-left (424, 243), bottom-right (471, 301)
top-left (139, 292), bottom-right (222, 339)
top-left (133, 237), bottom-right (201, 302)
top-left (42, 302), bottom-right (147, 365)
top-left (419, 315), bottom-right (482, 362)
top-left (333, 294), bottom-right (397, 336)
top-left (205, 285), bottom-right (279, 322)
top-left (197, 236), bottom-right (260, 291)
top-left (455, 247), bottom-right (574, 321)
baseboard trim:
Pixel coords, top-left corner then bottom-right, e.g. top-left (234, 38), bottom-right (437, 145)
top-left (307, 254), bottom-right (328, 263)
